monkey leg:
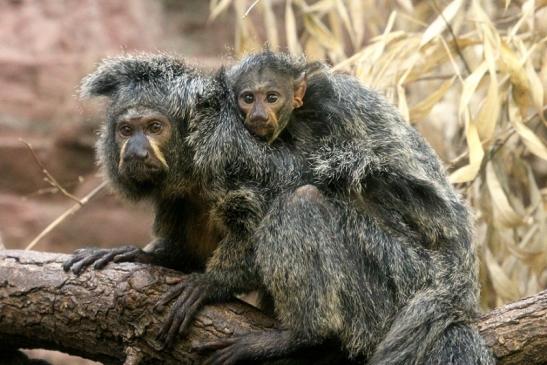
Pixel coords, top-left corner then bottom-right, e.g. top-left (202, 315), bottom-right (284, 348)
top-left (62, 245), bottom-right (154, 274)
top-left (194, 184), bottom-right (347, 363)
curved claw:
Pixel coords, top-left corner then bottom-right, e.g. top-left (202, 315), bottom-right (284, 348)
top-left (62, 245), bottom-right (149, 275)
top-left (156, 278), bottom-right (209, 348)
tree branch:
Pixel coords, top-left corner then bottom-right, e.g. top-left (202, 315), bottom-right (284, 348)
top-left (0, 250), bottom-right (545, 364)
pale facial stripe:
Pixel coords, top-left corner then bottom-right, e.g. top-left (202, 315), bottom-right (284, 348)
top-left (148, 138), bottom-right (169, 170)
top-left (118, 140), bottom-right (129, 170)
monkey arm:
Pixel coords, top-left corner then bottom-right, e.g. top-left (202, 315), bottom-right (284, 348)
top-left (156, 234), bottom-right (261, 348)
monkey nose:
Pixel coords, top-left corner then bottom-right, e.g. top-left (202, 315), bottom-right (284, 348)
top-left (251, 115), bottom-right (269, 123)
top-left (126, 149), bottom-right (149, 161)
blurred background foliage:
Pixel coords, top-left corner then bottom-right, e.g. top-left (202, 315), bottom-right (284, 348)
top-left (210, 0), bottom-right (547, 310)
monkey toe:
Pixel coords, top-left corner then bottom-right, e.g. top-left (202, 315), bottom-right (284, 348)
top-left (199, 337), bottom-right (251, 365)
top-left (93, 251), bottom-right (118, 269)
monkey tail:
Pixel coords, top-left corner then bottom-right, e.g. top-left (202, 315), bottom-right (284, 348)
top-left (367, 289), bottom-right (495, 365)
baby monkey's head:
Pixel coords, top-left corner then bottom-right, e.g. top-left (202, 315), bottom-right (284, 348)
top-left (229, 52), bottom-right (308, 143)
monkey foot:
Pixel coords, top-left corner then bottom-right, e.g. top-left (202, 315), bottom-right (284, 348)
top-left (155, 275), bottom-right (210, 348)
top-left (193, 329), bottom-right (299, 365)
top-left (62, 245), bottom-right (153, 274)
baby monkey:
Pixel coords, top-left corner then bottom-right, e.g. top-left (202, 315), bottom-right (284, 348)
top-left (230, 54), bottom-right (308, 143)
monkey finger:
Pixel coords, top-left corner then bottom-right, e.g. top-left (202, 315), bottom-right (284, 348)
top-left (63, 250), bottom-right (97, 271)
top-left (154, 281), bottom-right (187, 312)
top-left (157, 287), bottom-right (193, 344)
top-left (204, 346), bottom-right (238, 365)
top-left (113, 249), bottom-right (150, 264)
top-left (70, 252), bottom-right (107, 274)
top-left (93, 251), bottom-right (118, 270)
top-left (177, 287), bottom-right (205, 335)
top-left (63, 255), bottom-right (84, 272)
top-left (160, 305), bottom-right (187, 347)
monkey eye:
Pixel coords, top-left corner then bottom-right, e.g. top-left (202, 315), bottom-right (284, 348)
top-left (241, 93), bottom-right (254, 104)
top-left (148, 121), bottom-right (163, 134)
top-left (266, 93), bottom-right (279, 103)
top-left (119, 124), bottom-right (133, 137)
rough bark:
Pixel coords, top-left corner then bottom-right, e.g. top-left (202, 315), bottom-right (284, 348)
top-left (0, 250), bottom-right (545, 365)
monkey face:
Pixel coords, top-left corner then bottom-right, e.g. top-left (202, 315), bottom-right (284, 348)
top-left (114, 107), bottom-right (172, 184)
top-left (238, 87), bottom-right (287, 142)
top-left (235, 70), bottom-right (307, 144)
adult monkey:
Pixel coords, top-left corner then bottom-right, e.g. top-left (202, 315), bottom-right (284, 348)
top-left (63, 56), bottom-right (223, 275)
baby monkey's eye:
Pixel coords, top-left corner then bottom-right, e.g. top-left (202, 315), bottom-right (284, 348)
top-left (241, 93), bottom-right (254, 104)
top-left (266, 93), bottom-right (279, 103)
top-left (240, 93), bottom-right (255, 104)
top-left (148, 121), bottom-right (163, 134)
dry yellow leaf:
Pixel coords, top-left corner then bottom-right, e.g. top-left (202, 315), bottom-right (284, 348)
top-left (505, 229), bottom-right (543, 260)
top-left (349, 0), bottom-right (364, 47)
top-left (474, 72), bottom-right (499, 143)
top-left (507, 102), bottom-right (547, 161)
top-left (305, 37), bottom-right (326, 61)
top-left (485, 247), bottom-right (522, 301)
top-left (459, 61), bottom-right (488, 120)
top-left (233, 0), bottom-right (261, 55)
top-left (512, 118), bottom-right (547, 161)
top-left (420, 0), bottom-right (464, 47)
top-left (261, 0), bottom-right (279, 50)
top-left (409, 77), bottom-right (456, 122)
top-left (302, 0), bottom-right (334, 13)
top-left (499, 43), bottom-right (532, 118)
top-left (285, 0), bottom-right (302, 55)
top-left (303, 14), bottom-right (343, 54)
top-left (449, 122), bottom-right (484, 183)
top-left (486, 162), bottom-right (524, 227)
top-left (396, 0), bottom-right (413, 12)
top-left (209, 0), bottom-right (233, 22)
top-left (525, 59), bottom-right (545, 117)
top-left (397, 84), bottom-right (409, 122)
top-left (335, 0), bottom-right (357, 49)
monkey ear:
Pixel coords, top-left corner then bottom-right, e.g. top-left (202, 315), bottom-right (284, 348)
top-left (80, 54), bottom-right (185, 99)
top-left (293, 72), bottom-right (307, 109)
top-left (80, 59), bottom-right (130, 99)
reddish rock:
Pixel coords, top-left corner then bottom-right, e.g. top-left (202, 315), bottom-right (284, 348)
top-left (0, 0), bottom-right (163, 127)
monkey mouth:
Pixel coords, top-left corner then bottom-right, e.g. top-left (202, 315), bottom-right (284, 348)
top-left (246, 122), bottom-right (275, 138)
top-left (120, 161), bottom-right (165, 183)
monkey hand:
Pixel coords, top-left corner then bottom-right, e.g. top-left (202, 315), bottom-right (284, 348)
top-left (192, 329), bottom-right (296, 365)
top-left (62, 245), bottom-right (153, 274)
top-left (155, 274), bottom-right (213, 349)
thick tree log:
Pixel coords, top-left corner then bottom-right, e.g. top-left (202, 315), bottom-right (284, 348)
top-left (0, 250), bottom-right (545, 365)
